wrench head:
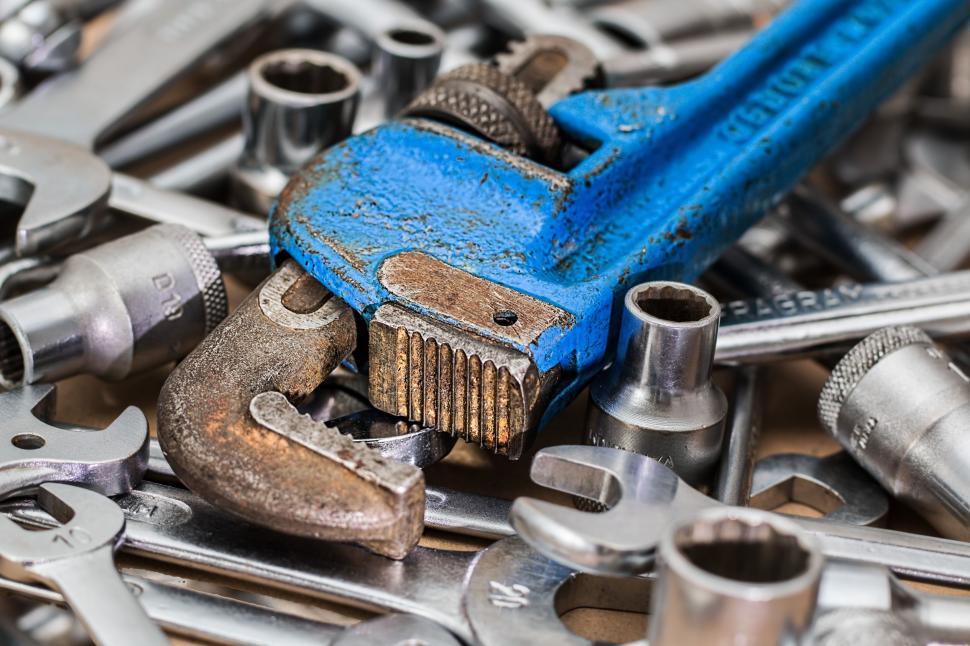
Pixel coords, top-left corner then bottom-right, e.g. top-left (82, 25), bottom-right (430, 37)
top-left (0, 129), bottom-right (110, 256)
top-left (0, 483), bottom-right (123, 577)
top-left (0, 384), bottom-right (149, 498)
top-left (510, 445), bottom-right (717, 575)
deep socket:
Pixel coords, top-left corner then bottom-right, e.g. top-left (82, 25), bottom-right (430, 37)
top-left (0, 224), bottom-right (227, 387)
top-left (586, 281), bottom-right (728, 484)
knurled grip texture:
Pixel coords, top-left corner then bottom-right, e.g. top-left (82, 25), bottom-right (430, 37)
top-left (153, 224), bottom-right (228, 336)
top-left (403, 63), bottom-right (561, 162)
top-left (818, 326), bottom-right (932, 436)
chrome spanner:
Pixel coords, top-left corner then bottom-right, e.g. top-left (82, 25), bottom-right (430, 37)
top-left (0, 384), bottom-right (147, 499)
top-left (511, 445), bottom-right (970, 586)
top-left (0, 128), bottom-right (264, 256)
top-left (2, 481), bottom-right (647, 645)
top-left (0, 483), bottom-right (166, 645)
top-left (1, 570), bottom-right (459, 646)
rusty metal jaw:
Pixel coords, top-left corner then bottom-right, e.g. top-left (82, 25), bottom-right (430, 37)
top-left (157, 260), bottom-right (425, 559)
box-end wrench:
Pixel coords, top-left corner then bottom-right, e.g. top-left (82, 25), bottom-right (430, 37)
top-left (272, 0), bottom-right (970, 459)
top-left (511, 444), bottom-right (970, 587)
top-left (1, 481), bottom-right (650, 646)
top-left (0, 384), bottom-right (147, 499)
top-left (0, 483), bottom-right (167, 645)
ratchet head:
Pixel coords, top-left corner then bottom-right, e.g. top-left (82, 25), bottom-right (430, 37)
top-left (0, 128), bottom-right (110, 256)
top-left (510, 444), bottom-right (717, 575)
top-left (0, 483), bottom-right (123, 575)
top-left (0, 384), bottom-right (148, 499)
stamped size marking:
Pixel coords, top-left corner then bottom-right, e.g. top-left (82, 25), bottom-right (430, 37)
top-left (51, 526), bottom-right (92, 549)
top-left (488, 581), bottom-right (530, 609)
top-left (719, 0), bottom-right (901, 144)
top-left (154, 0), bottom-right (236, 44)
top-left (153, 273), bottom-right (183, 320)
top-left (850, 416), bottom-right (877, 451)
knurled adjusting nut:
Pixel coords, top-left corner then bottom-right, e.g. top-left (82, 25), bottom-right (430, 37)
top-left (403, 63), bottom-right (562, 164)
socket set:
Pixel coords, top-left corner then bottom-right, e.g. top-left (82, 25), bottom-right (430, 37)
top-left (0, 0), bottom-right (966, 644)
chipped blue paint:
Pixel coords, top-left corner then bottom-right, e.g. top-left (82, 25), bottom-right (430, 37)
top-left (272, 0), bottom-right (970, 427)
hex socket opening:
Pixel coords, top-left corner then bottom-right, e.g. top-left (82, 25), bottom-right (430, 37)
top-left (388, 28), bottom-right (437, 47)
top-left (261, 59), bottom-right (351, 96)
top-left (673, 514), bottom-right (812, 584)
top-left (0, 318), bottom-right (24, 386)
top-left (634, 283), bottom-right (714, 323)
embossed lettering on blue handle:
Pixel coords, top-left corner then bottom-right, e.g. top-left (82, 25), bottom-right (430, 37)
top-left (272, 0), bottom-right (970, 454)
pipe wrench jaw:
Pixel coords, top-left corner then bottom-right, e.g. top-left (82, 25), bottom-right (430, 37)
top-left (367, 252), bottom-right (572, 459)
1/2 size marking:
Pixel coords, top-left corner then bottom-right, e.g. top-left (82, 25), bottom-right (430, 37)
top-left (488, 581), bottom-right (530, 609)
top-left (51, 526), bottom-right (92, 550)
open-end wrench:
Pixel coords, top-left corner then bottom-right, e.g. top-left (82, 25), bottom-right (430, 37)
top-left (0, 384), bottom-right (147, 499)
top-left (1, 481), bottom-right (650, 646)
top-left (511, 444), bottom-right (970, 587)
top-left (0, 483), bottom-right (166, 645)
top-left (272, 0), bottom-right (970, 459)
top-left (0, 128), bottom-right (264, 256)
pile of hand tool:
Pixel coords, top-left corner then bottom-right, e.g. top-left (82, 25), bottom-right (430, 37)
top-left (0, 0), bottom-right (967, 644)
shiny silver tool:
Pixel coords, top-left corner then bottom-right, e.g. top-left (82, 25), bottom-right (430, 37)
top-left (0, 483), bottom-right (167, 645)
top-left (649, 506), bottom-right (823, 646)
top-left (511, 444), bottom-right (970, 587)
top-left (586, 281), bottom-right (727, 485)
top-left (813, 560), bottom-right (970, 645)
top-left (0, 384), bottom-right (147, 498)
top-left (819, 326), bottom-right (970, 540)
top-left (231, 48), bottom-right (361, 213)
top-left (3, 481), bottom-right (651, 646)
top-left (750, 452), bottom-right (889, 527)
top-left (0, 224), bottom-right (228, 387)
top-left (715, 269), bottom-right (970, 364)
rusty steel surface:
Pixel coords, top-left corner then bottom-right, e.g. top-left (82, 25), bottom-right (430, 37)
top-left (156, 260), bottom-right (425, 559)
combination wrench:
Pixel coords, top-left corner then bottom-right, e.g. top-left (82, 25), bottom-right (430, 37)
top-left (0, 480), bottom-right (649, 646)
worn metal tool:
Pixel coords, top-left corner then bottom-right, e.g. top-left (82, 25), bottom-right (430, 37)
top-left (649, 506), bottom-right (823, 646)
top-left (0, 483), bottom-right (167, 645)
top-left (2, 481), bottom-right (650, 646)
top-left (271, 0), bottom-right (970, 458)
top-left (713, 366), bottom-right (761, 505)
top-left (0, 0), bottom-right (85, 74)
top-left (819, 326), bottom-right (970, 540)
top-left (510, 444), bottom-right (970, 586)
top-left (157, 260), bottom-right (424, 559)
top-left (750, 452), bottom-right (889, 527)
top-left (0, 384), bottom-right (147, 498)
top-left (585, 281), bottom-right (727, 485)
top-left (0, 224), bottom-right (228, 387)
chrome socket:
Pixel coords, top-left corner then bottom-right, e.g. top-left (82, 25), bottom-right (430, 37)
top-left (374, 23), bottom-right (445, 117)
top-left (231, 49), bottom-right (362, 214)
top-left (0, 224), bottom-right (227, 387)
top-left (819, 326), bottom-right (970, 540)
top-left (649, 507), bottom-right (823, 646)
top-left (586, 281), bottom-right (728, 484)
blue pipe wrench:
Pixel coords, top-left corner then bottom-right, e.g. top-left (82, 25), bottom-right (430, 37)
top-left (272, 0), bottom-right (970, 459)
